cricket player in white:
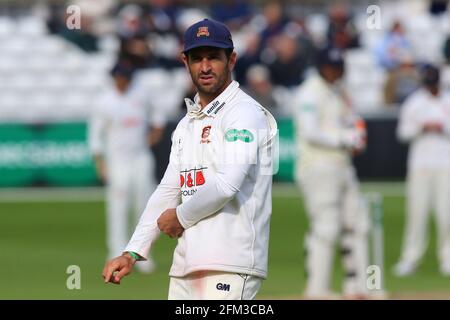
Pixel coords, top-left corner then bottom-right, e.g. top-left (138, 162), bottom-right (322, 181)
top-left (102, 19), bottom-right (277, 300)
top-left (293, 48), bottom-right (370, 298)
top-left (394, 65), bottom-right (450, 277)
top-left (89, 65), bottom-right (165, 273)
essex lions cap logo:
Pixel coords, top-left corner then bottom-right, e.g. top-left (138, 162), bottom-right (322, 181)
top-left (197, 26), bottom-right (209, 37)
top-left (183, 19), bottom-right (234, 54)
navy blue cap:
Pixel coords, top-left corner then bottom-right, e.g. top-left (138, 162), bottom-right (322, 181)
top-left (316, 47), bottom-right (345, 68)
top-left (183, 18), bottom-right (234, 54)
top-left (110, 63), bottom-right (134, 79)
top-left (421, 64), bottom-right (440, 85)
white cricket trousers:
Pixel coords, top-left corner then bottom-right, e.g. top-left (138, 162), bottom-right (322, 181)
top-left (106, 152), bottom-right (156, 258)
top-left (168, 271), bottom-right (262, 300)
top-left (399, 167), bottom-right (450, 267)
top-left (298, 164), bottom-right (370, 298)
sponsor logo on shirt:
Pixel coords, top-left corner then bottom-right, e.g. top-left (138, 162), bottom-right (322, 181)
top-left (205, 101), bottom-right (225, 115)
top-left (200, 126), bottom-right (212, 144)
top-left (214, 103), bottom-right (225, 114)
top-left (207, 101), bottom-right (220, 114)
top-left (225, 129), bottom-right (254, 143)
top-left (180, 167), bottom-right (207, 197)
top-left (216, 283), bottom-right (230, 291)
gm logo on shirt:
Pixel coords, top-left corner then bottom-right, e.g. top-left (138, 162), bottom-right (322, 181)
top-left (216, 283), bottom-right (230, 291)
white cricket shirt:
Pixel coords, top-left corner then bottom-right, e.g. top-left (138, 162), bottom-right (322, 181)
top-left (292, 73), bottom-right (360, 177)
top-left (125, 81), bottom-right (278, 278)
top-left (397, 88), bottom-right (450, 169)
top-left (88, 84), bottom-right (166, 161)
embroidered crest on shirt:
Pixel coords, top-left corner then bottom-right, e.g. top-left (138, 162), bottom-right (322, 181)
top-left (200, 126), bottom-right (212, 144)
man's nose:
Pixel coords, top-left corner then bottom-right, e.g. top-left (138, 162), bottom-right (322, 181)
top-left (200, 59), bottom-right (212, 73)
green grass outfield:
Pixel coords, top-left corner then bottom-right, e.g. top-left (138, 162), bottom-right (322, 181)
top-left (0, 182), bottom-right (448, 299)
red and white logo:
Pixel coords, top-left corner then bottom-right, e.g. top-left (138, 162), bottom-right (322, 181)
top-left (180, 167), bottom-right (206, 196)
top-left (197, 26), bottom-right (209, 37)
top-left (180, 167), bottom-right (207, 189)
top-left (200, 126), bottom-right (212, 144)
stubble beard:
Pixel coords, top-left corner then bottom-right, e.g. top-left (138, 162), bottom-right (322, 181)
top-left (191, 64), bottom-right (229, 96)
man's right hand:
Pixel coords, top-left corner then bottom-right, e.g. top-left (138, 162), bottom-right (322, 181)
top-left (102, 253), bottom-right (135, 285)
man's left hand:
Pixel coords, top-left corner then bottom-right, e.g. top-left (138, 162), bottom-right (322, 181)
top-left (157, 208), bottom-right (185, 238)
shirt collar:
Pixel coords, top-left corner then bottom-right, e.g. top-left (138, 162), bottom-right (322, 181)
top-left (185, 81), bottom-right (240, 119)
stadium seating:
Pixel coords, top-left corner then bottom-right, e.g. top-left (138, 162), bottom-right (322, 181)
top-left (0, 16), bottom-right (112, 122)
top-left (0, 7), bottom-right (449, 123)
top-left (0, 15), bottom-right (192, 123)
top-left (344, 49), bottom-right (386, 112)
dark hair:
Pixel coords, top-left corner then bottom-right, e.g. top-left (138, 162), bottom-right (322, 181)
top-left (185, 47), bottom-right (234, 61)
top-left (224, 48), bottom-right (233, 59)
top-left (110, 62), bottom-right (135, 80)
top-left (421, 64), bottom-right (440, 86)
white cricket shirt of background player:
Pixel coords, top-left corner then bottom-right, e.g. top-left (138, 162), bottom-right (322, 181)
top-left (291, 72), bottom-right (370, 297)
top-left (292, 73), bottom-right (359, 175)
top-left (89, 84), bottom-right (166, 161)
top-left (125, 81), bottom-right (278, 279)
top-left (397, 88), bottom-right (450, 169)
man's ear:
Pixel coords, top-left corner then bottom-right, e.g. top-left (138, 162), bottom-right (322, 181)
top-left (181, 53), bottom-right (189, 69)
top-left (229, 51), bottom-right (238, 70)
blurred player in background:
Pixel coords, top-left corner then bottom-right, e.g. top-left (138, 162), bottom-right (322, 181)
top-left (293, 47), bottom-right (370, 299)
top-left (102, 18), bottom-right (278, 300)
top-left (88, 63), bottom-right (166, 273)
top-left (394, 64), bottom-right (450, 277)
